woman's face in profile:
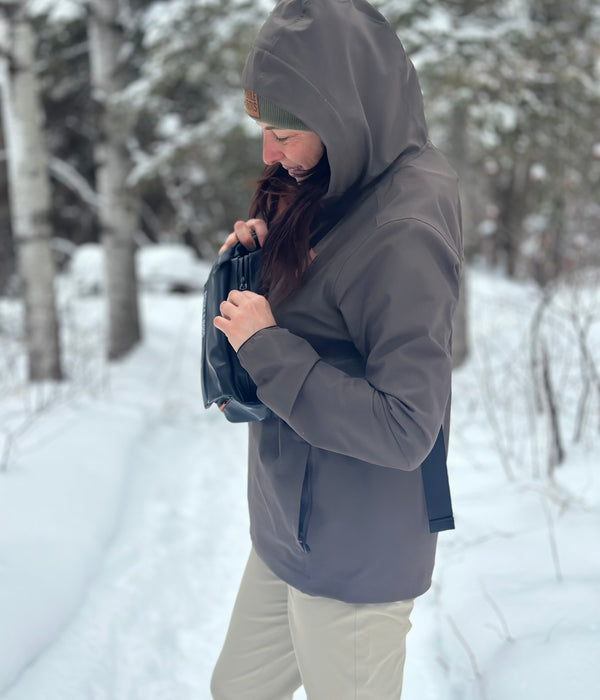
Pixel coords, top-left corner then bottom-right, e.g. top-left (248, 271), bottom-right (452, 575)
top-left (258, 123), bottom-right (324, 182)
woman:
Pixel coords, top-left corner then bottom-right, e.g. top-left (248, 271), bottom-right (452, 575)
top-left (211, 1), bottom-right (463, 698)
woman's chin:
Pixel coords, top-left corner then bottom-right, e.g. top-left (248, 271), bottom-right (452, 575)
top-left (288, 168), bottom-right (310, 182)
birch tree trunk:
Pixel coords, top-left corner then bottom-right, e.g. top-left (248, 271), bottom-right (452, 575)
top-left (88, 0), bottom-right (141, 360)
top-left (0, 0), bottom-right (62, 380)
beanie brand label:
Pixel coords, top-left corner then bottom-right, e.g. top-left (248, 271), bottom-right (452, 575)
top-left (244, 90), bottom-right (260, 119)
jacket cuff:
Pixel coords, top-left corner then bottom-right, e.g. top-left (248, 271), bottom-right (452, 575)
top-left (236, 325), bottom-right (277, 356)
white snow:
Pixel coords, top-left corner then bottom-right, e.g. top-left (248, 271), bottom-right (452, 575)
top-left (68, 243), bottom-right (211, 296)
top-left (136, 244), bottom-right (211, 294)
top-left (68, 243), bottom-right (105, 295)
top-left (27, 0), bottom-right (84, 24)
top-left (529, 163), bottom-right (547, 182)
top-left (0, 254), bottom-right (599, 699)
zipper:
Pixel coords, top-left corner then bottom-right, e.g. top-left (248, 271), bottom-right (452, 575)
top-left (239, 255), bottom-right (248, 291)
top-left (297, 460), bottom-right (313, 553)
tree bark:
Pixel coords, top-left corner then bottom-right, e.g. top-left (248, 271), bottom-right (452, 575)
top-left (494, 158), bottom-right (530, 278)
top-left (88, 0), bottom-right (141, 360)
top-left (0, 0), bottom-right (62, 380)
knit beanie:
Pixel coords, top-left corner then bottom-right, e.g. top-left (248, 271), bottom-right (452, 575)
top-left (244, 89), bottom-right (309, 131)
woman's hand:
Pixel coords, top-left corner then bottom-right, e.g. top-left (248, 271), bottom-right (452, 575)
top-left (219, 218), bottom-right (268, 254)
top-left (213, 290), bottom-right (276, 352)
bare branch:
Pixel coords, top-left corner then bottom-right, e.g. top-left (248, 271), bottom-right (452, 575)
top-left (480, 581), bottom-right (514, 643)
top-left (540, 339), bottom-right (565, 474)
top-left (540, 495), bottom-right (563, 583)
top-left (48, 156), bottom-right (99, 209)
top-left (446, 614), bottom-right (488, 700)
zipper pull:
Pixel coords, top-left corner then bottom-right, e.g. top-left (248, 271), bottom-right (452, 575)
top-left (239, 256), bottom-right (248, 290)
top-left (298, 539), bottom-right (311, 553)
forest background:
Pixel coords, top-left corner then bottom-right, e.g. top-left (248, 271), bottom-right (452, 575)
top-left (0, 1), bottom-right (599, 698)
top-left (0, 0), bottom-right (599, 374)
top-left (0, 0), bottom-right (599, 363)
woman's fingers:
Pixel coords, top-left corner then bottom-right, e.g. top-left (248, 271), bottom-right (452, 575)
top-left (246, 219), bottom-right (268, 247)
top-left (219, 300), bottom-right (232, 319)
top-left (233, 220), bottom-right (258, 250)
top-left (218, 231), bottom-right (238, 254)
top-left (214, 291), bottom-right (276, 352)
top-left (218, 218), bottom-right (269, 254)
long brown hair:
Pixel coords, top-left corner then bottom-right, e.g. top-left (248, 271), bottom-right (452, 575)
top-left (249, 153), bottom-right (330, 305)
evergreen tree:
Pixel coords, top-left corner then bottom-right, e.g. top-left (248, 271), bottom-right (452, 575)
top-left (378, 0), bottom-right (600, 280)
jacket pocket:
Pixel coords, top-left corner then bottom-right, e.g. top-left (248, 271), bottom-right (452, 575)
top-left (297, 457), bottom-right (313, 553)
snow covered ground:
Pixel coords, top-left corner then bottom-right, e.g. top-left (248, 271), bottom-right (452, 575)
top-left (1, 249), bottom-right (599, 700)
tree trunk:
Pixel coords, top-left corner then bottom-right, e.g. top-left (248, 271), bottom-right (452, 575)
top-left (88, 0), bottom-right (141, 360)
top-left (494, 159), bottom-right (530, 278)
top-left (0, 1), bottom-right (62, 380)
top-left (0, 142), bottom-right (15, 295)
top-left (452, 271), bottom-right (469, 368)
top-left (447, 103), bottom-right (469, 368)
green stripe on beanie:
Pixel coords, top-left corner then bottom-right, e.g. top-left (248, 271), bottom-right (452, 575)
top-left (244, 90), bottom-right (309, 131)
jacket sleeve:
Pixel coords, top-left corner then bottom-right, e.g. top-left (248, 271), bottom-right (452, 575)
top-left (236, 219), bottom-right (462, 470)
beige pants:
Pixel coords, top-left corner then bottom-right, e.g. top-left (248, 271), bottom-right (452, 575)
top-left (211, 549), bottom-right (414, 700)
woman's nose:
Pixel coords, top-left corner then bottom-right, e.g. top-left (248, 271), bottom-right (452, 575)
top-left (262, 134), bottom-right (283, 165)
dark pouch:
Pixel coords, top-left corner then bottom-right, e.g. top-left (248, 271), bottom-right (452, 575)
top-left (201, 242), bottom-right (271, 422)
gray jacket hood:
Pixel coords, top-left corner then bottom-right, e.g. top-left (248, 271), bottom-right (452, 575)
top-left (242, 0), bottom-right (428, 197)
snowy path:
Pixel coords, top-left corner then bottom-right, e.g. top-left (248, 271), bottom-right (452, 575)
top-left (2, 296), bottom-right (251, 699)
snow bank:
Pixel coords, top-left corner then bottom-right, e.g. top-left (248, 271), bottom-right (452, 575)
top-left (430, 465), bottom-right (600, 700)
top-left (137, 244), bottom-right (211, 293)
top-left (0, 398), bottom-right (146, 692)
top-left (69, 243), bottom-right (211, 296)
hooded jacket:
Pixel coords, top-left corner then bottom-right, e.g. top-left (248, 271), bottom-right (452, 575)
top-left (236, 0), bottom-right (463, 604)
